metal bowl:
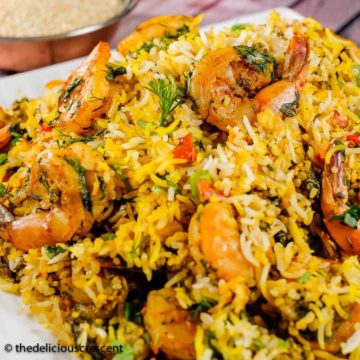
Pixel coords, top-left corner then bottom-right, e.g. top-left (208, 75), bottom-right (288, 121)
top-left (0, 0), bottom-right (138, 71)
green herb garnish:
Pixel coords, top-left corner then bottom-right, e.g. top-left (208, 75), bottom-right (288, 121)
top-left (331, 204), bottom-right (360, 229)
top-left (106, 65), bottom-right (127, 82)
top-left (137, 42), bottom-right (154, 54)
top-left (0, 154), bottom-right (7, 165)
top-left (62, 77), bottom-right (82, 101)
top-left (113, 165), bottom-right (132, 193)
top-left (234, 45), bottom-right (277, 74)
top-left (0, 183), bottom-right (7, 196)
top-left (278, 339), bottom-right (290, 349)
top-left (124, 302), bottom-right (143, 324)
top-left (298, 271), bottom-right (312, 284)
top-left (44, 246), bottom-right (66, 259)
top-left (99, 177), bottom-right (107, 197)
top-left (147, 74), bottom-right (183, 126)
top-left (192, 298), bottom-right (217, 314)
top-left (231, 24), bottom-right (247, 31)
top-left (103, 232), bottom-right (116, 240)
top-left (354, 65), bottom-right (360, 87)
top-left (280, 92), bottom-right (300, 117)
top-left (64, 157), bottom-right (92, 212)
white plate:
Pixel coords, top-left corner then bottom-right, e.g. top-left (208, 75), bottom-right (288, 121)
top-left (0, 7), bottom-right (303, 360)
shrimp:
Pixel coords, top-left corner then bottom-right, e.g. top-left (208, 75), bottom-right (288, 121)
top-left (0, 143), bottom-right (116, 251)
top-left (0, 125), bottom-right (11, 149)
top-left (118, 15), bottom-right (194, 55)
top-left (58, 42), bottom-right (115, 134)
top-left (0, 149), bottom-right (86, 251)
top-left (189, 203), bottom-right (253, 281)
top-left (143, 288), bottom-right (196, 360)
top-left (321, 149), bottom-right (360, 255)
top-left (190, 35), bottom-right (309, 131)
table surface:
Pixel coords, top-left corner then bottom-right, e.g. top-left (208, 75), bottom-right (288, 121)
top-left (1, 0), bottom-right (359, 78)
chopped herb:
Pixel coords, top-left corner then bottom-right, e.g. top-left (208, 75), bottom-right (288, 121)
top-left (111, 340), bottom-right (134, 360)
top-left (192, 298), bottom-right (218, 314)
top-left (106, 65), bottom-right (127, 82)
top-left (103, 233), bottom-right (116, 240)
top-left (44, 246), bottom-right (66, 259)
top-left (252, 338), bottom-right (265, 351)
top-left (99, 177), bottom-right (107, 197)
top-left (151, 185), bottom-right (161, 194)
top-left (137, 42), bottom-right (154, 54)
top-left (124, 302), bottom-right (143, 324)
top-left (143, 332), bottom-right (151, 345)
top-left (0, 183), bottom-right (7, 196)
top-left (62, 77), bottom-right (82, 101)
top-left (298, 271), bottom-right (312, 284)
top-left (0, 153), bottom-right (7, 165)
top-left (194, 139), bottom-right (205, 151)
top-left (231, 24), bottom-right (247, 31)
top-left (355, 65), bottom-right (360, 87)
top-left (136, 119), bottom-right (155, 129)
top-left (64, 157), bottom-right (92, 212)
top-left (278, 339), bottom-right (290, 349)
top-left (274, 230), bottom-right (288, 244)
top-left (280, 92), bottom-right (300, 117)
top-left (205, 331), bottom-right (223, 360)
top-left (234, 45), bottom-right (277, 74)
top-left (163, 25), bottom-right (190, 40)
top-left (10, 128), bottom-right (22, 146)
top-left (200, 259), bottom-right (207, 269)
top-left (331, 204), bottom-right (360, 229)
top-left (147, 74), bottom-right (183, 126)
top-left (189, 170), bottom-right (211, 200)
top-left (113, 165), bottom-right (132, 193)
top-left (165, 175), bottom-right (180, 194)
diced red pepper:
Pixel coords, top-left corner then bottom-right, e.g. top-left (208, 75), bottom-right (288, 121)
top-left (173, 135), bottom-right (196, 164)
top-left (347, 134), bottom-right (360, 146)
top-left (330, 110), bottom-right (347, 129)
top-left (197, 179), bottom-right (225, 200)
top-left (42, 125), bottom-right (53, 132)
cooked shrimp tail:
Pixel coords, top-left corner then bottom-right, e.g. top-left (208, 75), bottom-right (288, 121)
top-left (59, 42), bottom-right (115, 134)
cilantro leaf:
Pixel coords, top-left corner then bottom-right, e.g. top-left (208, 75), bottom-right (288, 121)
top-left (331, 204), bottom-right (360, 229)
top-left (355, 65), bottom-right (360, 87)
top-left (231, 24), bottom-right (247, 31)
top-left (44, 246), bottom-right (65, 259)
top-left (192, 298), bottom-right (217, 314)
top-left (106, 65), bottom-right (127, 82)
top-left (234, 45), bottom-right (277, 74)
top-left (280, 92), bottom-right (300, 117)
top-left (0, 153), bottom-right (7, 165)
top-left (64, 157), bottom-right (92, 213)
top-left (0, 183), bottom-right (7, 196)
top-left (298, 271), bottom-right (312, 284)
